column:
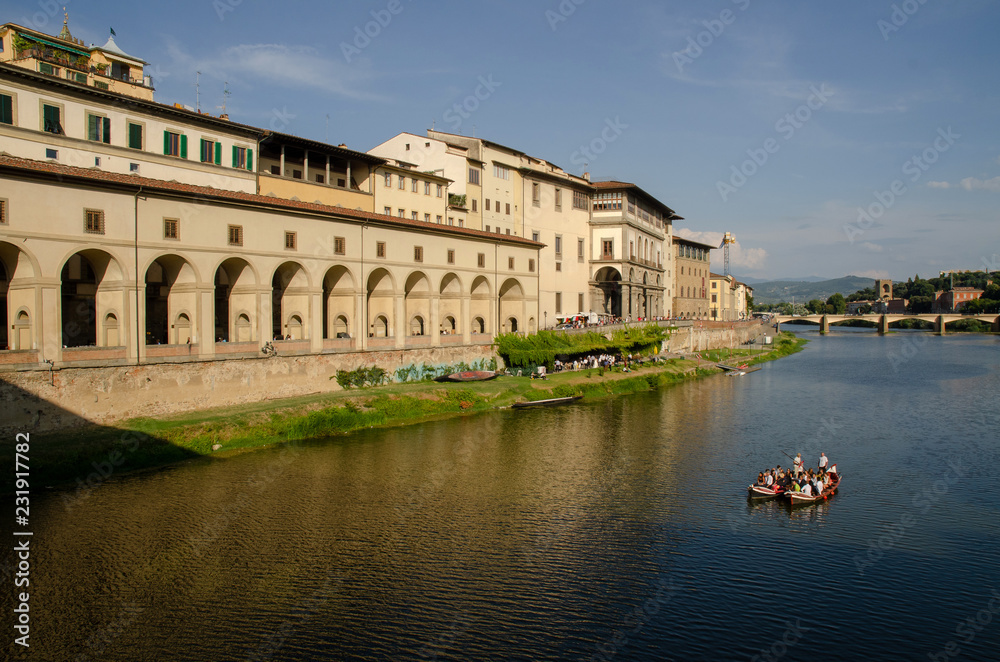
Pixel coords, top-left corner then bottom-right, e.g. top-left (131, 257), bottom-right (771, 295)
top-left (325, 156), bottom-right (330, 187)
top-left (430, 294), bottom-right (441, 346)
top-left (279, 145), bottom-right (285, 177)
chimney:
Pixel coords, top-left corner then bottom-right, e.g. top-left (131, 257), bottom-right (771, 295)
top-left (583, 171), bottom-right (591, 182)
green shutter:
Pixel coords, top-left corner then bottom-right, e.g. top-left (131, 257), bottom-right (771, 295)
top-left (43, 105), bottom-right (60, 133)
top-left (88, 115), bottom-right (98, 141)
top-left (0, 94), bottom-right (12, 125)
top-left (215, 142), bottom-right (222, 165)
top-left (102, 117), bottom-right (111, 144)
top-left (129, 123), bottom-right (142, 150)
top-left (246, 148), bottom-right (253, 171)
top-left (180, 134), bottom-right (187, 159)
top-left (232, 145), bottom-right (238, 168)
top-left (163, 130), bottom-right (170, 155)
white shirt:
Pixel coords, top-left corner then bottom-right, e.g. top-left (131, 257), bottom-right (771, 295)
top-left (819, 455), bottom-right (828, 469)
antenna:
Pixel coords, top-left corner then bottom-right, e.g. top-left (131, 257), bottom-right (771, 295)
top-left (218, 82), bottom-right (231, 116)
top-left (195, 71), bottom-right (201, 112)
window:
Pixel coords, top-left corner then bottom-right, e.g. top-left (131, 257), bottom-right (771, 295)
top-left (494, 164), bottom-right (510, 180)
top-left (532, 183), bottom-right (540, 206)
top-left (554, 235), bottom-right (562, 256)
top-left (495, 200), bottom-right (501, 213)
top-left (477, 253), bottom-right (486, 268)
top-left (334, 237), bottom-right (346, 255)
top-left (414, 246), bottom-right (423, 262)
top-left (164, 130), bottom-right (187, 158)
top-left (0, 93), bottom-right (13, 125)
top-left (508, 257), bottom-right (514, 270)
top-left (270, 165), bottom-right (281, 175)
top-left (233, 146), bottom-right (252, 170)
top-left (424, 182), bottom-right (431, 195)
top-left (0, 198), bottom-right (7, 225)
top-left (448, 217), bottom-right (455, 225)
top-left (39, 62), bottom-right (59, 76)
top-left (376, 241), bottom-right (386, 258)
top-left (532, 231), bottom-right (540, 242)
top-left (555, 188), bottom-right (562, 210)
top-left (578, 238), bottom-right (585, 260)
top-left (528, 259), bottom-right (535, 272)
top-left (436, 184), bottom-right (443, 197)
top-left (486, 225), bottom-right (490, 233)
top-left (468, 167), bottom-right (480, 185)
top-left (384, 206), bottom-right (392, 215)
top-left (579, 293), bottom-right (584, 311)
top-left (398, 209), bottom-right (405, 218)
top-left (447, 249), bottom-right (455, 264)
top-left (228, 225), bottom-right (243, 246)
top-left (163, 218), bottom-right (179, 240)
top-left (436, 215), bottom-right (443, 224)
top-left (555, 292), bottom-right (562, 314)
top-left (42, 103), bottom-right (62, 134)
top-left (592, 191), bottom-right (621, 211)
top-left (127, 122), bottom-right (143, 149)
top-left (712, 294), bottom-right (718, 303)
top-left (505, 203), bottom-right (511, 215)
top-left (84, 209), bottom-right (105, 235)
top-left (424, 213), bottom-right (431, 223)
top-left (45, 148), bottom-right (57, 159)
top-left (630, 241), bottom-right (635, 259)
top-left (384, 172), bottom-right (392, 187)
top-left (284, 231), bottom-right (297, 250)
top-left (398, 175), bottom-right (406, 190)
top-left (94, 157), bottom-right (101, 167)
top-left (556, 262), bottom-right (562, 272)
top-left (412, 179), bottom-right (419, 193)
top-left (458, 219), bottom-right (464, 227)
top-left (315, 174), bottom-right (325, 184)
top-left (471, 199), bottom-right (477, 212)
top-left (87, 114), bottom-right (111, 144)
top-left (292, 169), bottom-right (302, 179)
top-left (602, 239), bottom-right (613, 258)
top-left (200, 139), bottom-right (222, 164)
top-left (486, 198), bottom-right (491, 210)
top-left (412, 211), bottom-right (419, 220)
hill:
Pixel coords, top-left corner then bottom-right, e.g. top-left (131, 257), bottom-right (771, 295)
top-left (747, 276), bottom-right (875, 304)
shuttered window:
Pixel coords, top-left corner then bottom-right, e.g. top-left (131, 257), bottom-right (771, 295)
top-left (87, 114), bottom-right (111, 143)
top-left (0, 94), bottom-right (13, 125)
top-left (127, 122), bottom-right (142, 149)
top-left (42, 104), bottom-right (62, 134)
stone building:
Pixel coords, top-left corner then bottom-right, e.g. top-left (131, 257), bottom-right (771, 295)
top-left (673, 236), bottom-right (713, 319)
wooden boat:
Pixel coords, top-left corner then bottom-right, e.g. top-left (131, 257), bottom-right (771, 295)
top-left (511, 395), bottom-right (582, 408)
top-left (719, 363), bottom-right (761, 375)
top-left (786, 473), bottom-right (841, 505)
top-left (748, 483), bottom-right (786, 499)
top-left (435, 370), bottom-right (498, 383)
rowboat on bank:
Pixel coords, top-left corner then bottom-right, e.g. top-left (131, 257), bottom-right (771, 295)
top-left (435, 370), bottom-right (498, 383)
top-left (786, 473), bottom-right (841, 506)
top-left (511, 395), bottom-right (582, 409)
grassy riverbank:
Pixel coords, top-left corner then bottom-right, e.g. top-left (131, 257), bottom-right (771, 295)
top-left (10, 332), bottom-right (806, 493)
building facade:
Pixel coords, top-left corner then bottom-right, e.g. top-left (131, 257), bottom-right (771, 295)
top-left (673, 236), bottom-right (713, 319)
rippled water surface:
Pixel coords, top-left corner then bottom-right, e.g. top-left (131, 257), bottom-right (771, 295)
top-left (4, 329), bottom-right (1000, 660)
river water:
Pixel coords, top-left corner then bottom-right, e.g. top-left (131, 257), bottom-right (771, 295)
top-left (4, 328), bottom-right (1000, 661)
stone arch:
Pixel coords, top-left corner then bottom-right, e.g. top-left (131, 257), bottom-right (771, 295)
top-left (595, 266), bottom-right (622, 318)
top-left (442, 315), bottom-right (457, 334)
top-left (470, 275), bottom-right (492, 335)
top-left (0, 242), bottom-right (40, 352)
top-left (439, 273), bottom-right (463, 335)
top-left (405, 271), bottom-right (431, 337)
top-left (214, 257), bottom-right (258, 343)
top-left (472, 316), bottom-right (486, 335)
top-left (499, 278), bottom-right (523, 334)
top-left (60, 249), bottom-right (125, 348)
top-left (145, 254), bottom-right (198, 345)
top-left (367, 268), bottom-right (396, 338)
top-left (323, 265), bottom-right (357, 340)
top-left (103, 312), bottom-right (120, 346)
top-left (272, 261), bottom-right (310, 340)
top-left (174, 312), bottom-right (192, 345)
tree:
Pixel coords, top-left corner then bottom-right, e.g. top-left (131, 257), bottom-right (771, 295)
top-left (908, 296), bottom-right (933, 314)
top-left (826, 293), bottom-right (847, 315)
top-left (806, 299), bottom-right (825, 314)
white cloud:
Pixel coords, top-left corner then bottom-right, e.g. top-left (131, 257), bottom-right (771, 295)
top-left (859, 242), bottom-right (883, 253)
top-left (959, 176), bottom-right (1000, 192)
top-left (852, 269), bottom-right (891, 280)
top-left (926, 181), bottom-right (951, 189)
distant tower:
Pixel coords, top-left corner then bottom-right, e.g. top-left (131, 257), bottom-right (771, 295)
top-left (876, 279), bottom-right (893, 301)
top-left (720, 232), bottom-right (736, 277)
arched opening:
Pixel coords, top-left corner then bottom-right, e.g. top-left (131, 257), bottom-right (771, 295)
top-left (61, 251), bottom-right (123, 348)
top-left (0, 243), bottom-right (38, 351)
top-left (507, 317), bottom-right (519, 333)
top-left (175, 313), bottom-right (191, 344)
top-left (287, 314), bottom-right (303, 340)
top-left (473, 316), bottom-right (485, 334)
top-left (470, 276), bottom-right (491, 335)
top-left (214, 258), bottom-right (256, 342)
top-left (374, 314), bottom-right (389, 338)
top-left (145, 255), bottom-right (197, 346)
top-left (595, 266), bottom-right (622, 318)
top-left (13, 310), bottom-right (30, 350)
top-left (499, 278), bottom-right (523, 337)
top-left (439, 273), bottom-right (463, 336)
top-left (529, 317), bottom-right (536, 333)
top-left (442, 315), bottom-right (457, 334)
top-left (323, 266), bottom-right (355, 340)
top-left (410, 316), bottom-right (425, 336)
top-left (272, 262), bottom-right (310, 341)
top-left (367, 269), bottom-right (395, 338)
top-left (104, 312), bottom-right (120, 346)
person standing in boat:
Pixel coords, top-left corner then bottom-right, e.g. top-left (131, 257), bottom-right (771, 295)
top-left (793, 453), bottom-right (804, 476)
top-left (819, 452), bottom-right (828, 472)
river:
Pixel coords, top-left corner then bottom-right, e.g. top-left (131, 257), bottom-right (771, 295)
top-left (4, 328), bottom-right (1000, 660)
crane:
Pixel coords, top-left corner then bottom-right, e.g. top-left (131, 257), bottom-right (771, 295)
top-left (719, 232), bottom-right (736, 277)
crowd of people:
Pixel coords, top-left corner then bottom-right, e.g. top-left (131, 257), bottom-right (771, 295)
top-left (754, 452), bottom-right (839, 497)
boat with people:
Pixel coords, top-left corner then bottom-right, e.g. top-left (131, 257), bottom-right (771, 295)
top-left (786, 472), bottom-right (841, 506)
top-left (747, 483), bottom-right (786, 500)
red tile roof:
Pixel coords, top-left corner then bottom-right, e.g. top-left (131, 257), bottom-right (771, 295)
top-left (0, 154), bottom-right (543, 247)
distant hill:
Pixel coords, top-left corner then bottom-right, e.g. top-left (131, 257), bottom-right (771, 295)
top-left (749, 276), bottom-right (875, 304)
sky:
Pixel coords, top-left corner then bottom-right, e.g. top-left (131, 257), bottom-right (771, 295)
top-left (6, 0), bottom-right (999, 282)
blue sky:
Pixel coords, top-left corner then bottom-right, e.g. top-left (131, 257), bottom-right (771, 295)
top-left (8, 0), bottom-right (999, 281)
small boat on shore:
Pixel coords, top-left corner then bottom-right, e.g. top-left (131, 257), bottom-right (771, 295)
top-left (435, 370), bottom-right (498, 383)
top-left (786, 473), bottom-right (841, 506)
top-left (511, 395), bottom-right (582, 409)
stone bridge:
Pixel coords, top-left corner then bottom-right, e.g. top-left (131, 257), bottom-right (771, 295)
top-left (774, 313), bottom-right (1000, 334)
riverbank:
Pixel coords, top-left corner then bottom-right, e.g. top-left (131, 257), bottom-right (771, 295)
top-left (7, 333), bottom-right (806, 493)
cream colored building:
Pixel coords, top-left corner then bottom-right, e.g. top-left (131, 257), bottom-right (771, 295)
top-left (0, 37), bottom-right (541, 367)
top-left (710, 273), bottom-right (752, 321)
top-left (373, 160), bottom-right (451, 225)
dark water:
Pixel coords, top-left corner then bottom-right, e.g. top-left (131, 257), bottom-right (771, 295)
top-left (4, 328), bottom-right (1000, 661)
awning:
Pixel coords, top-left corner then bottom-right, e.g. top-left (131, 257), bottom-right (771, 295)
top-left (23, 34), bottom-right (91, 58)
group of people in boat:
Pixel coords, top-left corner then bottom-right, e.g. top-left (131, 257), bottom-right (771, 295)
top-left (755, 452), bottom-right (838, 497)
